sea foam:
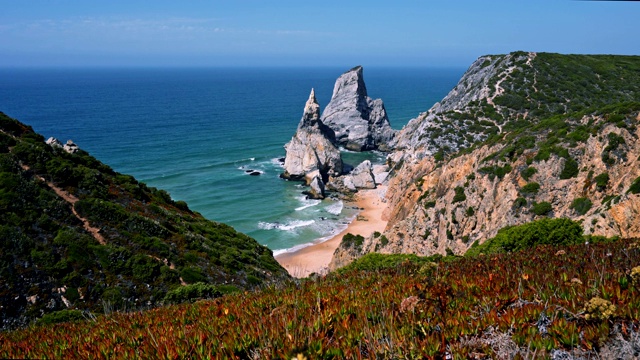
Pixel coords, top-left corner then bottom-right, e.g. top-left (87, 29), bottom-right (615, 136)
top-left (325, 201), bottom-right (344, 215)
top-left (258, 219), bottom-right (315, 231)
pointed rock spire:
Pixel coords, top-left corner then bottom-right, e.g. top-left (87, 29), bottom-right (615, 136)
top-left (300, 88), bottom-right (321, 129)
top-left (281, 88), bottom-right (343, 188)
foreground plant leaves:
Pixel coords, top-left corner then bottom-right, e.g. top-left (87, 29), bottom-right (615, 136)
top-left (2, 239), bottom-right (639, 358)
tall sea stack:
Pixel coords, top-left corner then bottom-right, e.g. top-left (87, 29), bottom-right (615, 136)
top-left (321, 66), bottom-right (396, 151)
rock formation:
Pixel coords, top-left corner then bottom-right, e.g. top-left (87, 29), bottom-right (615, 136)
top-left (282, 89), bottom-right (343, 197)
top-left (46, 137), bottom-right (79, 154)
top-left (321, 66), bottom-right (396, 152)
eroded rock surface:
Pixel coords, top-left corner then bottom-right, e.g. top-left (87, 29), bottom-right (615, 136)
top-left (321, 66), bottom-right (396, 152)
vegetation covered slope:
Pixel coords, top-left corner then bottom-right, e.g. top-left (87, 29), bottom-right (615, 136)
top-left (1, 233), bottom-right (639, 358)
top-left (0, 112), bottom-right (288, 330)
top-left (332, 52), bottom-right (640, 267)
top-left (393, 52), bottom-right (640, 158)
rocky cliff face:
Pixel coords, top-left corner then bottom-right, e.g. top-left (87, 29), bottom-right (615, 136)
top-left (331, 52), bottom-right (640, 269)
top-left (321, 66), bottom-right (396, 152)
top-left (282, 89), bottom-right (343, 196)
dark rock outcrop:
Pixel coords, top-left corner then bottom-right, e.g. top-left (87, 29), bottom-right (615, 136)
top-left (321, 66), bottom-right (396, 152)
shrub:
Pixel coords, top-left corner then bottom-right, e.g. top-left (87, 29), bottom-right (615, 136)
top-left (513, 197), bottom-right (527, 208)
top-left (180, 267), bottom-right (207, 284)
top-left (531, 201), bottom-right (552, 216)
top-left (559, 157), bottom-right (579, 179)
top-left (570, 197), bottom-right (593, 215)
top-left (478, 164), bottom-right (512, 181)
top-left (127, 255), bottom-right (161, 283)
top-left (594, 173), bottom-right (610, 191)
top-left (164, 282), bottom-right (239, 304)
top-left (520, 182), bottom-right (541, 195)
top-left (465, 218), bottom-right (583, 256)
top-left (465, 207), bottom-right (475, 217)
top-left (36, 310), bottom-right (85, 326)
top-left (520, 166), bottom-right (537, 181)
top-left (452, 186), bottom-right (466, 203)
top-left (628, 176), bottom-right (640, 195)
top-left (342, 233), bottom-right (365, 250)
top-left (337, 253), bottom-right (437, 273)
top-left (424, 200), bottom-right (436, 209)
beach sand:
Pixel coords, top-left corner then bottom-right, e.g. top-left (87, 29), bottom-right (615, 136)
top-left (275, 185), bottom-right (388, 278)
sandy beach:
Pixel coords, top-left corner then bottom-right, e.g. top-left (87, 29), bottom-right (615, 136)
top-left (276, 185), bottom-right (388, 278)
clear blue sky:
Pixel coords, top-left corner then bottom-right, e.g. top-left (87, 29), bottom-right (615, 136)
top-left (0, 0), bottom-right (637, 68)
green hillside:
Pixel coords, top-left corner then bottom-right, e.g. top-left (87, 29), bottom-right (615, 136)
top-left (0, 113), bottom-right (288, 330)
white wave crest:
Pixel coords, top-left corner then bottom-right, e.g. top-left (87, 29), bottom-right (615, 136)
top-left (296, 199), bottom-right (321, 211)
top-left (325, 201), bottom-right (344, 215)
top-left (258, 219), bottom-right (315, 231)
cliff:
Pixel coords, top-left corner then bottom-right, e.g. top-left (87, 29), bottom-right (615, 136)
top-left (331, 52), bottom-right (640, 269)
top-left (0, 113), bottom-right (289, 330)
top-left (321, 66), bottom-right (396, 151)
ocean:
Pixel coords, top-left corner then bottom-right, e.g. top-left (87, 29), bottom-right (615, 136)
top-left (0, 67), bottom-right (463, 254)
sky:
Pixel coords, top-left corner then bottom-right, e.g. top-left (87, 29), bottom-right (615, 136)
top-left (0, 1), bottom-right (637, 68)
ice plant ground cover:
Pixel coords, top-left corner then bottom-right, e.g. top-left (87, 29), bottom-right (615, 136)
top-left (2, 238), bottom-right (640, 358)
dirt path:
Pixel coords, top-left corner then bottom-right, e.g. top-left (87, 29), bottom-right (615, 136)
top-left (21, 164), bottom-right (106, 245)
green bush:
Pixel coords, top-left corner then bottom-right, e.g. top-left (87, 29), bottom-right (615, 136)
top-left (164, 282), bottom-right (239, 304)
top-left (513, 197), bottom-right (528, 208)
top-left (127, 254), bottom-right (161, 283)
top-left (594, 173), bottom-right (610, 191)
top-left (424, 200), bottom-right (436, 209)
top-left (521, 166), bottom-right (537, 181)
top-left (520, 182), bottom-right (541, 195)
top-left (36, 310), bottom-right (85, 326)
top-left (465, 218), bottom-right (583, 257)
top-left (559, 157), bottom-right (579, 179)
top-left (478, 164), bottom-right (512, 181)
top-left (337, 253), bottom-right (440, 274)
top-left (531, 201), bottom-right (552, 216)
top-left (180, 267), bottom-right (207, 284)
top-left (452, 186), bottom-right (466, 203)
top-left (628, 176), bottom-right (640, 195)
top-left (570, 197), bottom-right (593, 215)
top-left (341, 233), bottom-right (365, 250)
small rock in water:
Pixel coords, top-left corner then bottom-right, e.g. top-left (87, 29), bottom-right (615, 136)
top-left (244, 169), bottom-right (262, 176)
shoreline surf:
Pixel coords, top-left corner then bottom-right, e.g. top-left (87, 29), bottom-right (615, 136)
top-left (275, 185), bottom-right (388, 278)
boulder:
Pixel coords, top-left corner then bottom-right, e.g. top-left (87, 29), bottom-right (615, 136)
top-left (46, 137), bottom-right (63, 148)
top-left (63, 140), bottom-right (79, 154)
top-left (321, 66), bottom-right (396, 151)
top-left (304, 175), bottom-right (326, 199)
top-left (372, 164), bottom-right (390, 185)
top-left (282, 89), bottom-right (343, 182)
top-left (348, 160), bottom-right (377, 189)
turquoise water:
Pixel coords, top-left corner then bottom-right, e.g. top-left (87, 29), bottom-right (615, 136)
top-left (0, 67), bottom-right (462, 253)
